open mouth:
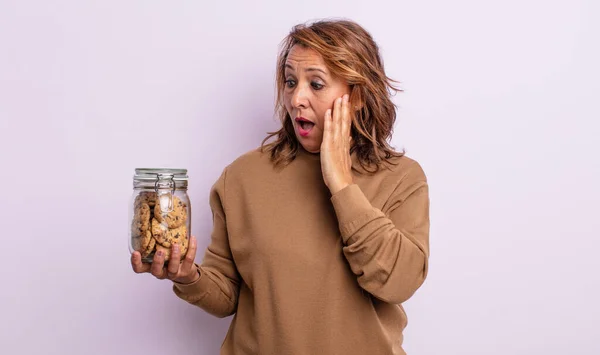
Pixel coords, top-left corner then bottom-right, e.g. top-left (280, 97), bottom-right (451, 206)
top-left (296, 118), bottom-right (315, 137)
top-left (298, 121), bottom-right (314, 130)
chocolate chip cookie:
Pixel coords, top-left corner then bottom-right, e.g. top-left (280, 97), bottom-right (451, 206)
top-left (141, 230), bottom-right (156, 258)
top-left (152, 218), bottom-right (187, 248)
top-left (134, 191), bottom-right (157, 207)
top-left (131, 202), bottom-right (151, 238)
top-left (154, 195), bottom-right (187, 229)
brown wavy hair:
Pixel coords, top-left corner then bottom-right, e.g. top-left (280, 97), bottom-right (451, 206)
top-left (260, 19), bottom-right (404, 173)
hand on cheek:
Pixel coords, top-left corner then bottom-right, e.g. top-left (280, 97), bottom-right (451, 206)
top-left (320, 94), bottom-right (353, 195)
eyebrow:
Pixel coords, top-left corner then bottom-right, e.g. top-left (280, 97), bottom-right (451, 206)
top-left (285, 63), bottom-right (327, 75)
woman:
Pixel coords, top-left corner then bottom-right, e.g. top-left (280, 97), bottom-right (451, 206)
top-left (131, 19), bottom-right (430, 355)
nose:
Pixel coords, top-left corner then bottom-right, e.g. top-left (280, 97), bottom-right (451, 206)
top-left (291, 86), bottom-right (308, 109)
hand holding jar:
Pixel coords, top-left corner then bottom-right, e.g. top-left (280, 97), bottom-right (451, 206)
top-left (128, 168), bottom-right (199, 283)
top-left (131, 236), bottom-right (200, 283)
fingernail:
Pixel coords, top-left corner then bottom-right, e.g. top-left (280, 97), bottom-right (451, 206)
top-left (343, 94), bottom-right (349, 102)
top-left (157, 251), bottom-right (163, 257)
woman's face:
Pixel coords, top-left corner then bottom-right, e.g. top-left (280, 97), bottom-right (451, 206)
top-left (283, 45), bottom-right (351, 153)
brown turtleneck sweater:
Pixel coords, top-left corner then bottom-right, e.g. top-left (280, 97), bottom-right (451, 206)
top-left (172, 147), bottom-right (430, 355)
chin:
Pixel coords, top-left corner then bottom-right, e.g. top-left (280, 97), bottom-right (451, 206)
top-left (298, 141), bottom-right (320, 154)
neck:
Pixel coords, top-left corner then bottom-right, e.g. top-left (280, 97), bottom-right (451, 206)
top-left (297, 145), bottom-right (320, 159)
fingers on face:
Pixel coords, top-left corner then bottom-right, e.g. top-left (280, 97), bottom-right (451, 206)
top-left (341, 94), bottom-right (350, 141)
top-left (331, 95), bottom-right (352, 141)
top-left (333, 97), bottom-right (343, 138)
top-left (324, 108), bottom-right (332, 136)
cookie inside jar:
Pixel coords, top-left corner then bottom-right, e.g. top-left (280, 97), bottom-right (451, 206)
top-left (131, 191), bottom-right (190, 262)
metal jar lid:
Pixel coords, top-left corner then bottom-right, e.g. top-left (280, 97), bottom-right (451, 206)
top-left (133, 168), bottom-right (188, 213)
top-left (133, 168), bottom-right (189, 190)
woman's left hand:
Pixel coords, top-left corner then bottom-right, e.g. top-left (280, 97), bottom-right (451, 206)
top-left (321, 94), bottom-right (354, 195)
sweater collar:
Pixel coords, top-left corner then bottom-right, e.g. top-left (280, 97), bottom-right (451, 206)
top-left (296, 145), bottom-right (370, 175)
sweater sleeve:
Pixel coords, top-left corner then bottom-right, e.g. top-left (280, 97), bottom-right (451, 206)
top-left (172, 167), bottom-right (241, 318)
top-left (330, 162), bottom-right (430, 304)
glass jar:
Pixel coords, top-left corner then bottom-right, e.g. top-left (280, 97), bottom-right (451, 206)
top-left (129, 168), bottom-right (191, 263)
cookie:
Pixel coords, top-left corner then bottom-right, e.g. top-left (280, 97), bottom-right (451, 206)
top-left (179, 234), bottom-right (189, 256)
top-left (139, 228), bottom-right (153, 252)
top-left (152, 218), bottom-right (187, 248)
top-left (134, 191), bottom-right (157, 207)
top-left (155, 239), bottom-right (187, 261)
top-left (131, 229), bottom-right (155, 258)
top-left (154, 195), bottom-right (187, 229)
top-left (132, 202), bottom-right (151, 237)
top-left (151, 218), bottom-right (167, 243)
top-left (141, 231), bottom-right (156, 258)
top-left (131, 219), bottom-right (142, 239)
